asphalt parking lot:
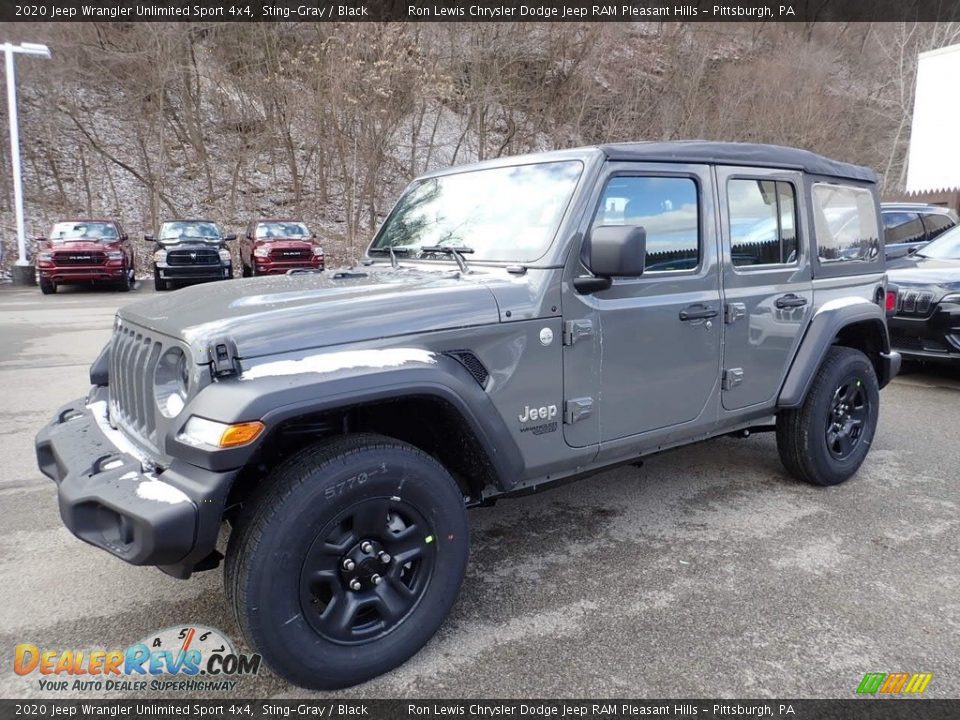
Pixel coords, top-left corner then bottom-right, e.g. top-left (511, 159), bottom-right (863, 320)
top-left (1, 281), bottom-right (959, 700)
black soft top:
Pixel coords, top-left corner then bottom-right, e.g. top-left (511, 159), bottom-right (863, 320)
top-left (600, 141), bottom-right (876, 183)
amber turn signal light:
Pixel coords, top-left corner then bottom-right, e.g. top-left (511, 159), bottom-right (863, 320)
top-left (219, 421), bottom-right (265, 448)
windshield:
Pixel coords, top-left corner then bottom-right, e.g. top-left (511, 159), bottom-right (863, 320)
top-left (917, 225), bottom-right (960, 259)
top-left (256, 222), bottom-right (310, 239)
top-left (49, 222), bottom-right (118, 244)
top-left (369, 160), bottom-right (584, 263)
top-left (159, 221), bottom-right (222, 243)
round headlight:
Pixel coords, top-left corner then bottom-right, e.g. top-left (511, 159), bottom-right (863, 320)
top-left (155, 347), bottom-right (189, 418)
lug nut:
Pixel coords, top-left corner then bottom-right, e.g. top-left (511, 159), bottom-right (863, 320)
top-left (379, 551), bottom-right (391, 565)
top-left (361, 541), bottom-right (373, 553)
top-left (349, 578), bottom-right (362, 591)
top-left (342, 558), bottom-right (356, 571)
top-left (371, 574), bottom-right (383, 586)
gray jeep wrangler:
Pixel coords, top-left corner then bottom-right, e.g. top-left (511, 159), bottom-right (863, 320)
top-left (36, 142), bottom-right (900, 689)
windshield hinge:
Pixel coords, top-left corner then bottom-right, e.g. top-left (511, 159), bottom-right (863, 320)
top-left (208, 338), bottom-right (239, 379)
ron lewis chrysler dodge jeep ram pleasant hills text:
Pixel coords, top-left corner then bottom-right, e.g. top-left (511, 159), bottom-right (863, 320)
top-left (36, 142), bottom-right (900, 690)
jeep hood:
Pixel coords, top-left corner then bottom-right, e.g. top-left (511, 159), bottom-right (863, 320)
top-left (119, 268), bottom-right (502, 362)
top-left (888, 261), bottom-right (960, 298)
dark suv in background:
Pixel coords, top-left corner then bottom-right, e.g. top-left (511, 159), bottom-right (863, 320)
top-left (881, 202), bottom-right (957, 260)
top-left (34, 219), bottom-right (135, 294)
top-left (147, 220), bottom-right (236, 291)
top-left (239, 219), bottom-right (325, 276)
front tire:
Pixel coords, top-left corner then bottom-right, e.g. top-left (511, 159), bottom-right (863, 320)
top-left (153, 268), bottom-right (168, 291)
top-left (117, 267), bottom-right (132, 292)
top-left (777, 346), bottom-right (879, 486)
top-left (224, 433), bottom-right (469, 690)
top-left (39, 277), bottom-right (57, 295)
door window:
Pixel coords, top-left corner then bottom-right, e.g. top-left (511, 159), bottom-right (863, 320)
top-left (882, 212), bottom-right (924, 246)
top-left (593, 176), bottom-right (699, 272)
top-left (921, 212), bottom-right (956, 241)
top-left (728, 179), bottom-right (798, 266)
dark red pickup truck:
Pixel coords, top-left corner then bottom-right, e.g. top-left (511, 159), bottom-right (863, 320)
top-left (239, 219), bottom-right (325, 276)
top-left (35, 219), bottom-right (135, 294)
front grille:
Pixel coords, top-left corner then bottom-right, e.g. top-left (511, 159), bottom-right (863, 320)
top-left (167, 248), bottom-right (220, 266)
top-left (54, 251), bottom-right (106, 265)
top-left (270, 247), bottom-right (312, 261)
top-left (109, 323), bottom-right (163, 445)
top-left (895, 290), bottom-right (935, 317)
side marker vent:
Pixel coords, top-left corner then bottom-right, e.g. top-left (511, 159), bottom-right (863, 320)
top-left (444, 350), bottom-right (490, 388)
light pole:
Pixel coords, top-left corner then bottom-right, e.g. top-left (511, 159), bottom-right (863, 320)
top-left (2, 41), bottom-right (51, 285)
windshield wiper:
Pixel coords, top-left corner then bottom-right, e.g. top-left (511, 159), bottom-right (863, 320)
top-left (368, 246), bottom-right (414, 268)
top-left (419, 245), bottom-right (474, 273)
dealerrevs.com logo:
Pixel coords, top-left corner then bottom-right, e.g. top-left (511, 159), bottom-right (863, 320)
top-left (856, 672), bottom-right (933, 695)
top-left (14, 625), bottom-right (261, 693)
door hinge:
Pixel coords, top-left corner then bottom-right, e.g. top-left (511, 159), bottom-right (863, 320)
top-left (722, 368), bottom-right (744, 390)
top-left (563, 319), bottom-right (594, 346)
top-left (564, 397), bottom-right (593, 425)
top-left (725, 303), bottom-right (747, 324)
top-left (208, 338), bottom-right (240, 379)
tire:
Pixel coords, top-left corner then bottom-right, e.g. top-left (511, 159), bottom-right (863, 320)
top-left (153, 268), bottom-right (168, 291)
top-left (224, 433), bottom-right (469, 690)
top-left (777, 346), bottom-right (880, 486)
top-left (117, 266), bottom-right (132, 292)
top-left (39, 278), bottom-right (57, 295)
top-left (241, 263), bottom-right (251, 278)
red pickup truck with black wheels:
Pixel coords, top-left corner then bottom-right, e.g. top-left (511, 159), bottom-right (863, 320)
top-left (34, 220), bottom-right (135, 294)
top-left (239, 219), bottom-right (325, 276)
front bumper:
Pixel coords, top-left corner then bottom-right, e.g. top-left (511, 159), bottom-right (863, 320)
top-left (254, 258), bottom-right (324, 275)
top-left (38, 264), bottom-right (126, 283)
top-left (35, 387), bottom-right (237, 577)
top-left (889, 306), bottom-right (960, 363)
top-left (155, 263), bottom-right (231, 282)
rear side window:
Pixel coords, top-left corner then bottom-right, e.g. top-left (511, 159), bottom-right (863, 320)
top-left (922, 212), bottom-right (956, 241)
top-left (812, 184), bottom-right (880, 263)
top-left (593, 176), bottom-right (699, 271)
top-left (728, 179), bottom-right (798, 266)
top-left (882, 212), bottom-right (924, 246)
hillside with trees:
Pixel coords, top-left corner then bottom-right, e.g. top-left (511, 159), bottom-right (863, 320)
top-left (1, 21), bottom-right (958, 272)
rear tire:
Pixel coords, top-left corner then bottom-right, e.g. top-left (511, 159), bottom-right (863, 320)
top-left (224, 433), bottom-right (469, 690)
top-left (777, 346), bottom-right (879, 486)
top-left (39, 278), bottom-right (57, 295)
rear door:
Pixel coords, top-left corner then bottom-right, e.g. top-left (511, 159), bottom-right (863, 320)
top-left (561, 162), bottom-right (723, 445)
top-left (717, 167), bottom-right (812, 411)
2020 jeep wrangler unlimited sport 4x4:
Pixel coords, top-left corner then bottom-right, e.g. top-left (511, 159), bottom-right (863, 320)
top-left (36, 142), bottom-right (900, 690)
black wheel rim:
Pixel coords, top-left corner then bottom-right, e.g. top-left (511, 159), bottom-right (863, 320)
top-left (299, 496), bottom-right (437, 645)
top-left (825, 376), bottom-right (869, 460)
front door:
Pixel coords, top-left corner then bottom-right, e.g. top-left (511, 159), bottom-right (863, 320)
top-left (562, 163), bottom-right (723, 445)
top-left (717, 167), bottom-right (813, 410)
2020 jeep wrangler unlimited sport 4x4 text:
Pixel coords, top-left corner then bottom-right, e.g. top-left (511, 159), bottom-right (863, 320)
top-left (36, 142), bottom-right (900, 690)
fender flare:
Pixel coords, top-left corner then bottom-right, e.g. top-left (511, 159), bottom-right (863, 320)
top-left (169, 354), bottom-right (524, 491)
top-left (777, 298), bottom-right (900, 409)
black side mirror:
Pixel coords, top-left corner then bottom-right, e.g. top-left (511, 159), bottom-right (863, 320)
top-left (575, 225), bottom-right (646, 294)
top-left (143, 235), bottom-right (155, 242)
top-left (907, 246), bottom-right (918, 255)
top-left (34, 236), bottom-right (46, 243)
top-left (223, 234), bottom-right (237, 242)
top-left (120, 233), bottom-right (128, 241)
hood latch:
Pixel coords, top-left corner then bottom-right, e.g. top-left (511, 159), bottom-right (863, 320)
top-left (208, 338), bottom-right (240, 379)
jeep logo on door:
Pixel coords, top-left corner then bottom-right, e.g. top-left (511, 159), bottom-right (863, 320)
top-left (518, 405), bottom-right (558, 423)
